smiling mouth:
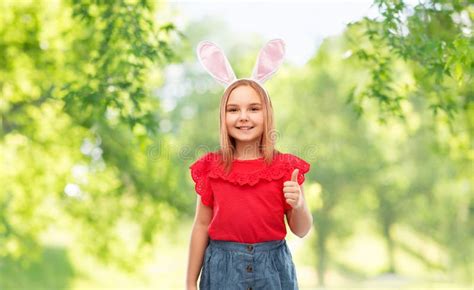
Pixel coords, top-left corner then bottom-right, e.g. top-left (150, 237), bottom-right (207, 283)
top-left (236, 126), bottom-right (254, 130)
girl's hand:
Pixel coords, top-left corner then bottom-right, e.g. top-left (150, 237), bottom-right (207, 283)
top-left (283, 169), bottom-right (304, 210)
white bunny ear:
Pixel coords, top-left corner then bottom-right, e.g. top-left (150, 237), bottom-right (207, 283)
top-left (251, 39), bottom-right (286, 84)
top-left (196, 41), bottom-right (237, 87)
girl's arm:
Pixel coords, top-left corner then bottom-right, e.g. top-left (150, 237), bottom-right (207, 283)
top-left (285, 185), bottom-right (313, 238)
top-left (185, 196), bottom-right (213, 290)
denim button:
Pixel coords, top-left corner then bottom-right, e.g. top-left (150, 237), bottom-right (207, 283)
top-left (247, 245), bottom-right (253, 251)
top-left (246, 264), bottom-right (253, 272)
top-left (247, 288), bottom-right (253, 290)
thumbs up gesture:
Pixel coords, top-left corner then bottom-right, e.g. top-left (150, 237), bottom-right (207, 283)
top-left (283, 169), bottom-right (304, 210)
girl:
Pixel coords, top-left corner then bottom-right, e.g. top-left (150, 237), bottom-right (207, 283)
top-left (186, 39), bottom-right (313, 290)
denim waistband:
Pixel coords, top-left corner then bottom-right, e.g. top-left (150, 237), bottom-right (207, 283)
top-left (209, 239), bottom-right (286, 253)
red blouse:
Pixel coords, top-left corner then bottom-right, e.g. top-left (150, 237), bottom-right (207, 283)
top-left (189, 151), bottom-right (311, 243)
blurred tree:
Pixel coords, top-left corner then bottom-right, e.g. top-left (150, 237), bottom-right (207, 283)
top-left (347, 0), bottom-right (472, 123)
top-left (344, 0), bottom-right (473, 281)
top-left (0, 0), bottom-right (181, 276)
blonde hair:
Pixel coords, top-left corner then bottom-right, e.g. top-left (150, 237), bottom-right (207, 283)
top-left (217, 79), bottom-right (279, 173)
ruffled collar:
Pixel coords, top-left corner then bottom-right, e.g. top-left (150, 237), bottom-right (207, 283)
top-left (206, 152), bottom-right (307, 186)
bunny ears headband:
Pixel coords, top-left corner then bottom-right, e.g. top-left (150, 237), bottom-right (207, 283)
top-left (196, 39), bottom-right (286, 92)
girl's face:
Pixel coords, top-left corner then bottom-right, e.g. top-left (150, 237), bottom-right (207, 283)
top-left (225, 85), bottom-right (265, 145)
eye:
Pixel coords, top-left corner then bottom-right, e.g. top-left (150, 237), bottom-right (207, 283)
top-left (251, 107), bottom-right (260, 111)
top-left (227, 108), bottom-right (237, 112)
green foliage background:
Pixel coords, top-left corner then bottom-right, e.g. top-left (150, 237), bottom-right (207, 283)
top-left (0, 0), bottom-right (472, 289)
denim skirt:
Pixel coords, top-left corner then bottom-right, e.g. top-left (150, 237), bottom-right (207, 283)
top-left (199, 239), bottom-right (299, 290)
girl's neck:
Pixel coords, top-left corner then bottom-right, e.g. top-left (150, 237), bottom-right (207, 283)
top-left (234, 142), bottom-right (262, 160)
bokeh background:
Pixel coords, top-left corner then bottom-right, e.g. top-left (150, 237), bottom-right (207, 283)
top-left (0, 0), bottom-right (472, 289)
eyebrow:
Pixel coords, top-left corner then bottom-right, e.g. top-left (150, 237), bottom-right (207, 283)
top-left (226, 103), bottom-right (262, 107)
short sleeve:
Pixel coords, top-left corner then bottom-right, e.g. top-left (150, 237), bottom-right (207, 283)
top-left (189, 153), bottom-right (214, 207)
top-left (287, 154), bottom-right (311, 186)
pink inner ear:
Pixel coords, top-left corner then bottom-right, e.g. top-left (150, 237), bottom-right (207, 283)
top-left (198, 42), bottom-right (236, 86)
top-left (253, 39), bottom-right (285, 83)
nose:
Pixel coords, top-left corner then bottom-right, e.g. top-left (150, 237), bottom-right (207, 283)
top-left (238, 110), bottom-right (249, 121)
